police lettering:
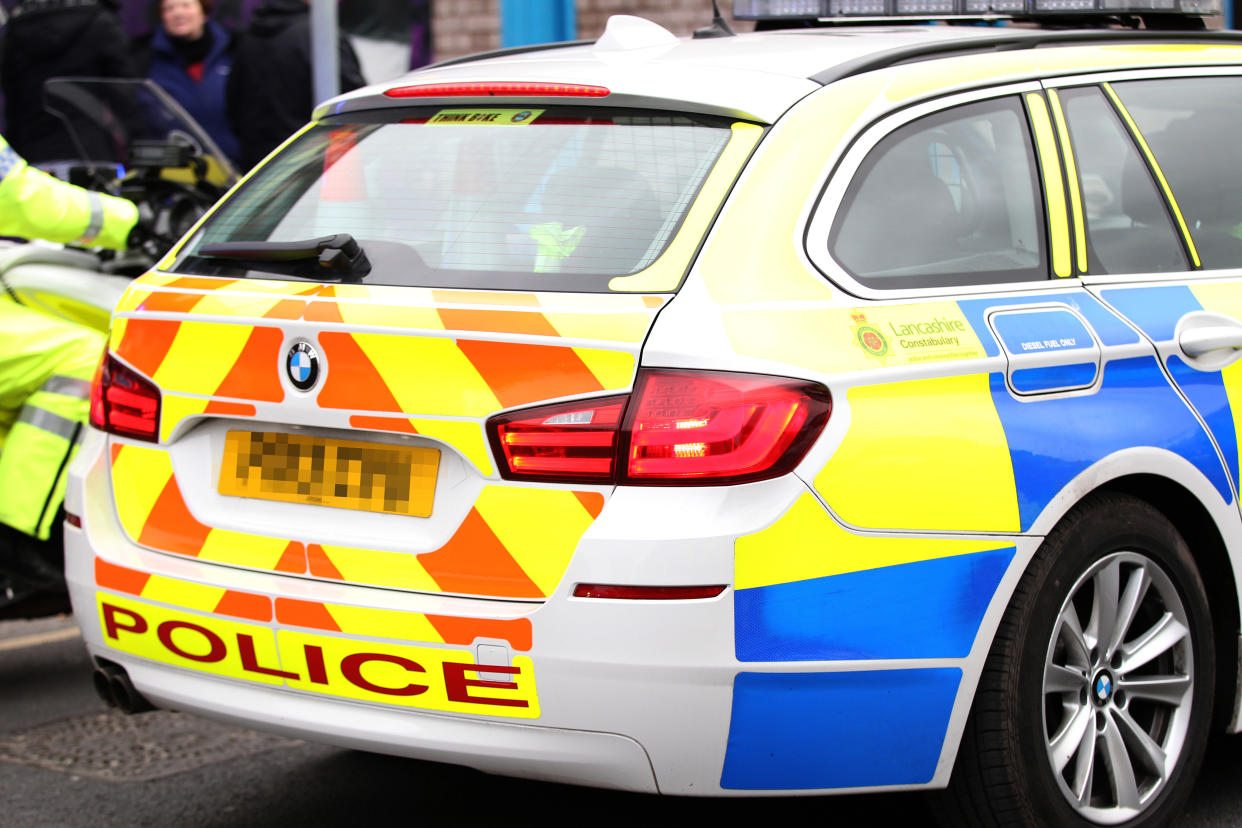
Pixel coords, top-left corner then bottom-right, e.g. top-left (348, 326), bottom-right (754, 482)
top-left (99, 602), bottom-right (528, 708)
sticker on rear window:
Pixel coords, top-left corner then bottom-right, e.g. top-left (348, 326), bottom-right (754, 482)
top-left (428, 108), bottom-right (544, 126)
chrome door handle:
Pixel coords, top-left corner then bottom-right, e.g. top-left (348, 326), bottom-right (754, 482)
top-left (1179, 326), bottom-right (1242, 357)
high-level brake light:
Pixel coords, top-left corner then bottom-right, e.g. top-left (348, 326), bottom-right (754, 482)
top-left (385, 82), bottom-right (611, 99)
top-left (90, 352), bottom-right (161, 442)
top-left (488, 369), bottom-right (831, 485)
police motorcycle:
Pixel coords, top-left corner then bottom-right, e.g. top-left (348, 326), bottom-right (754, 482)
top-left (0, 78), bottom-right (238, 616)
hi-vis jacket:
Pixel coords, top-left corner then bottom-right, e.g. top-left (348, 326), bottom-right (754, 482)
top-left (0, 132), bottom-right (136, 250)
top-left (0, 132), bottom-right (135, 539)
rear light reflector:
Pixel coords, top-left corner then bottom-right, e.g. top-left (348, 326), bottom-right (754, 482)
top-left (385, 82), bottom-right (610, 99)
top-left (90, 352), bottom-right (161, 442)
top-left (573, 584), bottom-right (727, 600)
top-left (65, 512), bottom-right (82, 529)
top-left (487, 369), bottom-right (831, 485)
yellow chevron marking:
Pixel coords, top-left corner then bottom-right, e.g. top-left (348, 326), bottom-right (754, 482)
top-left (109, 318), bottom-right (128, 352)
top-left (409, 419), bottom-right (494, 476)
top-left (325, 603), bottom-right (444, 643)
top-left (356, 333), bottom-right (501, 417)
top-left (140, 574), bottom-right (226, 613)
top-left (160, 394), bottom-right (211, 443)
top-left (574, 348), bottom-right (636, 392)
top-left (543, 311), bottom-right (653, 343)
top-left (320, 545), bottom-right (441, 593)
top-left (152, 321), bottom-right (254, 395)
top-left (477, 487), bottom-right (590, 597)
top-left (337, 302), bottom-right (444, 329)
top-left (198, 529), bottom-right (291, 570)
top-left (111, 444), bottom-right (175, 541)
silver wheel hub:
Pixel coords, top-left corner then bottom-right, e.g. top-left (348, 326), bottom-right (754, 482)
top-left (1041, 551), bottom-right (1194, 825)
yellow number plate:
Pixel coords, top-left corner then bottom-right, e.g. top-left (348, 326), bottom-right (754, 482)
top-left (218, 431), bottom-right (439, 517)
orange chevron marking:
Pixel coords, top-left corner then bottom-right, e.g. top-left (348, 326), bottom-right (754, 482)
top-left (349, 415), bottom-right (418, 434)
top-left (214, 590), bottom-right (273, 622)
top-left (432, 290), bottom-right (540, 306)
top-left (304, 301), bottom-right (344, 323)
top-left (426, 615), bottom-right (533, 651)
top-left (274, 541), bottom-right (308, 574)
top-left (263, 299), bottom-right (308, 319)
top-left (204, 400), bottom-right (257, 417)
top-left (166, 277), bottom-right (238, 290)
top-left (137, 476), bottom-right (211, 557)
top-left (457, 339), bottom-right (603, 409)
top-left (418, 509), bottom-right (543, 599)
top-left (275, 598), bottom-right (341, 632)
top-left (573, 491), bottom-right (605, 519)
top-left (211, 326), bottom-right (285, 402)
top-left (437, 308), bottom-right (559, 337)
top-left (138, 291), bottom-right (203, 314)
top-left (316, 332), bottom-right (403, 412)
top-left (117, 319), bottom-right (181, 378)
top-left (95, 558), bottom-right (151, 596)
top-left (306, 544), bottom-right (344, 580)
top-left (110, 443), bottom-right (122, 466)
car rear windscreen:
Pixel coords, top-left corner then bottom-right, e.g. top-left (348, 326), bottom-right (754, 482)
top-left (175, 106), bottom-right (737, 292)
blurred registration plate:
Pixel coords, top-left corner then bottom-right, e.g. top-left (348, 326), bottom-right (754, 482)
top-left (218, 431), bottom-right (439, 517)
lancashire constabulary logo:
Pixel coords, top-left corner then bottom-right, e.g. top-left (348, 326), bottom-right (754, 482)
top-left (850, 310), bottom-right (888, 358)
top-left (286, 341), bottom-right (320, 391)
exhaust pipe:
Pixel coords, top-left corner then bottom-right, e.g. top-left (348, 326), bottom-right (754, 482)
top-left (93, 658), bottom-right (156, 714)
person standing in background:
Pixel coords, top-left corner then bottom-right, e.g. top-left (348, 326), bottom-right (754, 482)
top-left (135, 0), bottom-right (240, 165)
top-left (0, 0), bottom-right (135, 163)
top-left (227, 0), bottom-right (365, 171)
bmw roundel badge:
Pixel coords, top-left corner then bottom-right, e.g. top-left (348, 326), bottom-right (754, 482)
top-left (286, 341), bottom-right (320, 391)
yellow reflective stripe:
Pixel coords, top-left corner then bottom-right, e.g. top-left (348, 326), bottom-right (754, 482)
top-left (1026, 93), bottom-right (1071, 279)
top-left (408, 418), bottom-right (493, 476)
top-left (1046, 89), bottom-right (1088, 275)
top-left (608, 122), bottom-right (763, 292)
top-left (1102, 82), bottom-right (1201, 268)
top-left (736, 493), bottom-right (1009, 590)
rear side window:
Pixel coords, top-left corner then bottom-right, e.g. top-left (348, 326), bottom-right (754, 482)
top-left (1056, 86), bottom-right (1187, 275)
top-left (176, 107), bottom-right (736, 292)
top-left (1111, 77), bottom-right (1242, 270)
top-left (829, 96), bottom-right (1047, 290)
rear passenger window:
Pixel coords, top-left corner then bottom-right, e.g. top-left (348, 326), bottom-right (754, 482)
top-left (1056, 86), bottom-right (1187, 274)
top-left (1111, 77), bottom-right (1242, 270)
top-left (829, 96), bottom-right (1047, 290)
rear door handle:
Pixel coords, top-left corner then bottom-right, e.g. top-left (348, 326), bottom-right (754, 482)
top-left (1180, 326), bottom-right (1242, 357)
top-left (1176, 311), bottom-right (1242, 371)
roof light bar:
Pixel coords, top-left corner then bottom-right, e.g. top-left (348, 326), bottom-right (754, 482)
top-left (735, 0), bottom-right (1219, 15)
top-left (385, 82), bottom-right (611, 99)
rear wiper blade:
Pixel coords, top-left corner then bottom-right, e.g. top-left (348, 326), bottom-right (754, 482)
top-left (196, 233), bottom-right (371, 281)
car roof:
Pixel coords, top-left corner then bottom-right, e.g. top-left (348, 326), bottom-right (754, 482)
top-left (322, 20), bottom-right (1242, 124)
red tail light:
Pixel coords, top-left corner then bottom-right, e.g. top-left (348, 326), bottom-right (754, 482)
top-left (489, 396), bottom-right (627, 484)
top-left (90, 352), bottom-right (161, 442)
top-left (487, 370), bottom-right (830, 485)
top-left (385, 82), bottom-right (610, 99)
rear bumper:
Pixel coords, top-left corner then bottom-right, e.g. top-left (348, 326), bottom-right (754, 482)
top-left (65, 427), bottom-right (1023, 796)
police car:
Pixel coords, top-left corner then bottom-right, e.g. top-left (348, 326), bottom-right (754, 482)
top-left (68, 2), bottom-right (1242, 825)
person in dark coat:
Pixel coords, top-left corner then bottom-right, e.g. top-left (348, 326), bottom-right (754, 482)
top-left (227, 0), bottom-right (365, 171)
top-left (0, 0), bottom-right (136, 163)
top-left (135, 0), bottom-right (240, 164)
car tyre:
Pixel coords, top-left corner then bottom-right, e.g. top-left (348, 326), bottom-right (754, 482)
top-left (938, 492), bottom-right (1214, 828)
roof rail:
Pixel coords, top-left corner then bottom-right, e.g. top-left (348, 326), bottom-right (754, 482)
top-left (425, 39), bottom-right (594, 71)
top-left (810, 28), bottom-right (1242, 86)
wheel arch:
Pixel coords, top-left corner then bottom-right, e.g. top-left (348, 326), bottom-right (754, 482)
top-left (1092, 473), bottom-right (1241, 733)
